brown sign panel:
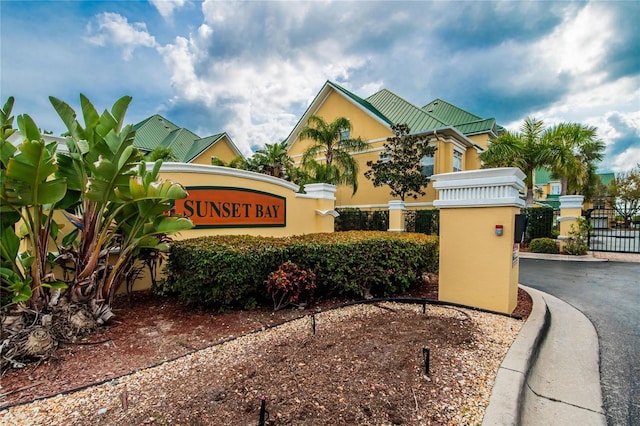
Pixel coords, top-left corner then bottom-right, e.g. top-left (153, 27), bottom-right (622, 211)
top-left (174, 187), bottom-right (286, 228)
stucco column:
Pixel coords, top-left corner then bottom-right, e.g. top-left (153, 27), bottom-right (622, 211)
top-left (432, 168), bottom-right (526, 314)
top-left (388, 200), bottom-right (406, 232)
top-left (302, 183), bottom-right (338, 233)
top-left (558, 195), bottom-right (584, 250)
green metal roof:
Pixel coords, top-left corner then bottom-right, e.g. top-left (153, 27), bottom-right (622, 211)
top-left (422, 98), bottom-right (482, 125)
top-left (422, 99), bottom-right (500, 135)
top-left (132, 115), bottom-right (181, 152)
top-left (365, 89), bottom-right (447, 132)
top-left (535, 168), bottom-right (614, 187)
top-left (132, 114), bottom-right (235, 163)
top-left (328, 81), bottom-right (393, 126)
top-left (598, 172), bottom-right (615, 186)
top-left (534, 168), bottom-right (558, 185)
top-left (159, 128), bottom-right (201, 162)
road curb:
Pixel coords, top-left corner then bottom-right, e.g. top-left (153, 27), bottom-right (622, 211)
top-left (482, 285), bottom-right (550, 425)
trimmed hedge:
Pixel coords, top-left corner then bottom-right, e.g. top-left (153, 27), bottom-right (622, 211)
top-left (155, 231), bottom-right (439, 310)
top-left (529, 237), bottom-right (560, 254)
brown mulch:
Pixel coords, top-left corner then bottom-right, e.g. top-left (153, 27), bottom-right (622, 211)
top-left (0, 279), bottom-right (532, 425)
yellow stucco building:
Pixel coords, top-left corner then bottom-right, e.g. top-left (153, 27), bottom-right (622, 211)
top-left (285, 81), bottom-right (504, 208)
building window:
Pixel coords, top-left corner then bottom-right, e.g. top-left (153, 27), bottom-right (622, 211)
top-left (453, 150), bottom-right (463, 172)
top-left (421, 154), bottom-right (435, 177)
top-left (339, 127), bottom-right (350, 141)
top-left (550, 183), bottom-right (561, 195)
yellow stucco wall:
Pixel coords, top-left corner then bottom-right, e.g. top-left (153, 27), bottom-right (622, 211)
top-left (191, 135), bottom-right (240, 165)
top-left (438, 206), bottom-right (520, 313)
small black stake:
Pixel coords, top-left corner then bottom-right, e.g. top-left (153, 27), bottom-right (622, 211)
top-left (422, 298), bottom-right (427, 314)
top-left (423, 347), bottom-right (430, 376)
top-left (258, 396), bottom-right (267, 425)
top-left (311, 313), bottom-right (316, 335)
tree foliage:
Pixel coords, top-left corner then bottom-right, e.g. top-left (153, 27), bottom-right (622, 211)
top-left (480, 117), bottom-right (604, 206)
top-left (249, 140), bottom-right (293, 179)
top-left (607, 164), bottom-right (640, 227)
top-left (299, 115), bottom-right (368, 194)
top-left (545, 122), bottom-right (604, 198)
top-left (364, 124), bottom-right (437, 201)
top-left (148, 146), bottom-right (177, 162)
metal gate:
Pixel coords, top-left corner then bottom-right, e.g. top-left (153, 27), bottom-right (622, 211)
top-left (585, 207), bottom-right (640, 253)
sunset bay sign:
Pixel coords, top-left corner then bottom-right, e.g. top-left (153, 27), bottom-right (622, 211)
top-left (156, 163), bottom-right (337, 238)
top-left (174, 187), bottom-right (286, 228)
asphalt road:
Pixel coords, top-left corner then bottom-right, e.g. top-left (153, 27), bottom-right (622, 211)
top-left (519, 258), bottom-right (640, 426)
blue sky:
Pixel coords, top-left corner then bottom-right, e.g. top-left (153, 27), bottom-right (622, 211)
top-left (1, 0), bottom-right (638, 173)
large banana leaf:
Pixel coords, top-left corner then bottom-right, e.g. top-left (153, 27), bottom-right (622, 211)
top-left (5, 125), bottom-right (66, 207)
top-left (49, 96), bottom-right (86, 143)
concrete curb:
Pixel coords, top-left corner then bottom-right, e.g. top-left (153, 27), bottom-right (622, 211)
top-left (518, 251), bottom-right (608, 262)
top-left (482, 285), bottom-right (550, 425)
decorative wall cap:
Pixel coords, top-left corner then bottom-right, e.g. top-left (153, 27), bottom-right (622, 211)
top-left (431, 167), bottom-right (526, 184)
top-left (388, 200), bottom-right (406, 210)
top-left (158, 162), bottom-right (300, 192)
top-left (557, 216), bottom-right (579, 223)
top-left (297, 183), bottom-right (337, 200)
top-left (431, 167), bottom-right (526, 208)
top-left (559, 195), bottom-right (584, 210)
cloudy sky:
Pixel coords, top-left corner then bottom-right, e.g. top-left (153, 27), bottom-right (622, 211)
top-left (1, 0), bottom-right (638, 172)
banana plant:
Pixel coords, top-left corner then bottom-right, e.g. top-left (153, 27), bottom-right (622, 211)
top-left (50, 95), bottom-right (192, 322)
top-left (0, 99), bottom-right (68, 309)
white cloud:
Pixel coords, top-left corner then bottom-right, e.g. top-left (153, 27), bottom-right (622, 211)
top-left (150, 0), bottom-right (187, 21)
top-left (157, 5), bottom-right (368, 155)
top-left (85, 12), bottom-right (157, 60)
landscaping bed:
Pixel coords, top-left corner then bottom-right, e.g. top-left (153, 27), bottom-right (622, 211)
top-left (1, 280), bottom-right (532, 425)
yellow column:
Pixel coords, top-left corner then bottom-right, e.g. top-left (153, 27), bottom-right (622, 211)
top-left (432, 168), bottom-right (526, 314)
top-left (302, 183), bottom-right (338, 233)
top-left (558, 195), bottom-right (584, 251)
top-left (388, 200), bottom-right (406, 232)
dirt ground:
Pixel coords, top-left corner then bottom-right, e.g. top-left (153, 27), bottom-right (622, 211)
top-left (1, 279), bottom-right (532, 425)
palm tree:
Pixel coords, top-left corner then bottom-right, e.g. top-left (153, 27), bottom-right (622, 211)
top-left (545, 123), bottom-right (604, 197)
top-left (299, 115), bottom-right (368, 194)
top-left (251, 140), bottom-right (293, 179)
top-left (480, 117), bottom-right (557, 206)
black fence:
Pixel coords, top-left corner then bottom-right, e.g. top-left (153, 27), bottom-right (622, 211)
top-left (521, 207), bottom-right (557, 243)
top-left (334, 208), bottom-right (389, 232)
top-left (405, 210), bottom-right (439, 236)
top-left (585, 207), bottom-right (640, 253)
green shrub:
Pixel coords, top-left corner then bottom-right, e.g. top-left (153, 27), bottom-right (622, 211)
top-left (529, 238), bottom-right (559, 254)
top-left (155, 231), bottom-right (439, 310)
top-left (563, 218), bottom-right (590, 256)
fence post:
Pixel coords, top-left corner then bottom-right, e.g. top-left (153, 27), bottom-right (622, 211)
top-left (432, 168), bottom-right (525, 314)
top-left (388, 200), bottom-right (406, 232)
top-left (558, 195), bottom-right (584, 251)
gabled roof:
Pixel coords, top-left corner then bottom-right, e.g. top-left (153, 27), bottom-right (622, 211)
top-left (285, 80), bottom-right (501, 149)
top-left (184, 133), bottom-right (227, 163)
top-left (132, 114), bottom-right (242, 162)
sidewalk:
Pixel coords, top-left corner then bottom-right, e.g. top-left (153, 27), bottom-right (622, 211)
top-left (519, 250), bottom-right (640, 263)
top-left (482, 285), bottom-right (606, 425)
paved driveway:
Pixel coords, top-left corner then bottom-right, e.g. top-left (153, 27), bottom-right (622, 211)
top-left (519, 259), bottom-right (640, 426)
